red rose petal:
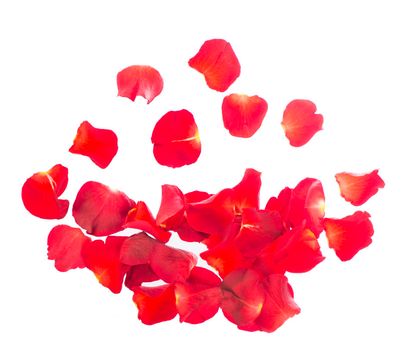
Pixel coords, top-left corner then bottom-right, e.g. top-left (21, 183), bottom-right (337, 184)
top-left (151, 109), bottom-right (201, 168)
top-left (73, 181), bottom-right (134, 236)
top-left (156, 185), bottom-right (185, 230)
top-left (47, 225), bottom-right (91, 272)
top-left (188, 39), bottom-right (241, 92)
top-left (117, 65), bottom-right (163, 103)
top-left (120, 232), bottom-right (157, 266)
top-left (175, 267), bottom-right (222, 324)
top-left (323, 211), bottom-right (374, 261)
top-left (69, 121), bottom-right (118, 169)
top-left (335, 170), bottom-right (385, 206)
top-left (281, 99), bottom-right (323, 147)
top-left (232, 168), bottom-right (261, 213)
top-left (174, 220), bottom-right (209, 243)
top-left (124, 201), bottom-right (171, 243)
top-left (222, 94), bottom-right (268, 138)
top-left (82, 236), bottom-right (129, 294)
top-left (133, 284), bottom-right (177, 325)
top-left (21, 164), bottom-right (69, 219)
top-left (125, 264), bottom-right (159, 290)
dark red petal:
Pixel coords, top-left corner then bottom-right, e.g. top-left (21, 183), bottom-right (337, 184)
top-left (124, 201), bottom-right (171, 242)
top-left (82, 236), bottom-right (129, 294)
top-left (21, 164), bottom-right (69, 219)
top-left (335, 170), bottom-right (385, 206)
top-left (156, 185), bottom-right (185, 229)
top-left (174, 220), bottom-right (209, 243)
top-left (222, 94), bottom-right (268, 138)
top-left (150, 244), bottom-right (197, 283)
top-left (133, 285), bottom-right (177, 325)
top-left (120, 232), bottom-right (158, 265)
top-left (221, 269), bottom-right (265, 327)
top-left (72, 181), bottom-right (134, 236)
top-left (125, 264), bottom-right (159, 290)
top-left (151, 109), bottom-right (201, 168)
top-left (47, 225), bottom-right (91, 272)
top-left (69, 121), bottom-right (118, 169)
top-left (232, 168), bottom-right (261, 213)
top-left (282, 99), bottom-right (323, 147)
top-left (116, 65), bottom-right (163, 103)
top-left (188, 39), bottom-right (241, 92)
top-left (323, 211), bottom-right (374, 261)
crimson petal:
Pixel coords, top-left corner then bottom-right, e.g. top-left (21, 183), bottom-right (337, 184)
top-left (156, 185), bottom-right (185, 229)
top-left (232, 168), bottom-right (261, 213)
top-left (125, 264), bottom-right (159, 290)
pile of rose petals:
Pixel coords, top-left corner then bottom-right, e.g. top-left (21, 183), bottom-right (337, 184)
top-left (21, 39), bottom-right (385, 332)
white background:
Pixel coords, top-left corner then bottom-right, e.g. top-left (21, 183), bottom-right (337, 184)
top-left (1, 0), bottom-right (400, 349)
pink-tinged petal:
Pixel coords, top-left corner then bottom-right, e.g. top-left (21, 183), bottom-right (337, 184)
top-left (188, 39), bottom-right (241, 92)
top-left (175, 267), bottom-right (222, 324)
top-left (117, 65), bottom-right (163, 103)
top-left (282, 99), bottom-right (323, 147)
top-left (150, 244), bottom-right (197, 283)
top-left (151, 109), bottom-right (201, 168)
top-left (222, 94), bottom-right (268, 138)
top-left (125, 264), bottom-right (159, 290)
top-left (69, 121), bottom-right (118, 169)
top-left (21, 164), bottom-right (69, 219)
top-left (133, 284), bottom-right (177, 325)
top-left (120, 232), bottom-right (158, 266)
top-left (82, 236), bottom-right (129, 294)
top-left (232, 168), bottom-right (261, 213)
top-left (221, 269), bottom-right (265, 327)
top-left (335, 170), bottom-right (385, 206)
top-left (156, 185), bottom-right (185, 229)
top-left (323, 211), bottom-right (374, 261)
top-left (47, 225), bottom-right (91, 272)
top-left (124, 201), bottom-right (171, 243)
top-left (73, 181), bottom-right (134, 236)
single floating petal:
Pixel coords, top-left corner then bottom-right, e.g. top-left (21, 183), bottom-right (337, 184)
top-left (282, 99), bottom-right (323, 147)
top-left (323, 211), bottom-right (374, 261)
top-left (222, 94), bottom-right (268, 138)
top-left (188, 39), bottom-right (241, 92)
top-left (69, 121), bottom-right (118, 169)
top-left (117, 65), bottom-right (163, 103)
top-left (21, 164), bottom-right (69, 219)
top-left (152, 109), bottom-right (201, 168)
top-left (335, 170), bottom-right (385, 206)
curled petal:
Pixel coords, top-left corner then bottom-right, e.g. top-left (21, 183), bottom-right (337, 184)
top-left (335, 170), bottom-right (385, 206)
top-left (222, 94), bottom-right (268, 137)
top-left (232, 168), bottom-right (262, 213)
top-left (69, 121), bottom-right (118, 169)
top-left (282, 99), bottom-right (323, 147)
top-left (47, 225), bottom-right (91, 272)
top-left (156, 185), bottom-right (185, 229)
top-left (117, 65), bottom-right (163, 103)
top-left (323, 211), bottom-right (374, 261)
top-left (73, 181), bottom-right (134, 236)
top-left (151, 109), bottom-right (201, 168)
top-left (189, 39), bottom-right (241, 92)
top-left (21, 164), bottom-right (69, 219)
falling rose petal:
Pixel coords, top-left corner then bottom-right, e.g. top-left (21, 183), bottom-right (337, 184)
top-left (335, 170), bottom-right (385, 206)
top-left (47, 225), bottom-right (91, 272)
top-left (82, 236), bottom-right (129, 294)
top-left (188, 39), bottom-right (241, 92)
top-left (116, 65), bottom-right (163, 103)
top-left (133, 284), bottom-right (177, 325)
top-left (232, 168), bottom-right (262, 213)
top-left (323, 211), bottom-right (374, 261)
top-left (120, 232), bottom-right (158, 266)
top-left (69, 121), bottom-right (118, 169)
top-left (151, 109), bottom-right (201, 168)
top-left (221, 269), bottom-right (265, 327)
top-left (125, 264), bottom-right (159, 291)
top-left (156, 185), bottom-right (185, 229)
top-left (73, 181), bottom-right (134, 236)
top-left (124, 201), bottom-right (171, 243)
top-left (222, 94), bottom-right (268, 138)
top-left (21, 164), bottom-right (69, 219)
top-left (175, 267), bottom-right (222, 324)
top-left (281, 99), bottom-right (323, 147)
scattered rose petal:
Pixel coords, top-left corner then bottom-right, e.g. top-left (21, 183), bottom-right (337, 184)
top-left (125, 264), bottom-right (159, 290)
top-left (156, 185), bottom-right (185, 229)
top-left (232, 168), bottom-right (262, 213)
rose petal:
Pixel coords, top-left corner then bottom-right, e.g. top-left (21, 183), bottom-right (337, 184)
top-left (232, 168), bottom-right (262, 213)
top-left (21, 164), bottom-right (69, 219)
top-left (73, 181), bottom-right (134, 236)
top-left (117, 65), bottom-right (163, 103)
top-left (69, 121), bottom-right (118, 169)
top-left (156, 185), bottom-right (185, 229)
top-left (335, 170), bottom-right (385, 206)
top-left (323, 211), bottom-right (374, 261)
top-left (47, 225), bottom-right (91, 272)
top-left (125, 264), bottom-right (159, 290)
top-left (222, 94), bottom-right (268, 137)
top-left (282, 99), bottom-right (323, 147)
top-left (188, 39), bottom-right (241, 92)
top-left (120, 232), bottom-right (158, 266)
